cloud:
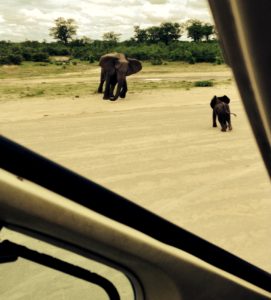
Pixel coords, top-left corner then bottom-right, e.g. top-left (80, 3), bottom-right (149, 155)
top-left (186, 0), bottom-right (209, 9)
top-left (0, 0), bottom-right (212, 41)
top-left (147, 0), bottom-right (169, 4)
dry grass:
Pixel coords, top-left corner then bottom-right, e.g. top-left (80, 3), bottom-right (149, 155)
top-left (0, 61), bottom-right (232, 101)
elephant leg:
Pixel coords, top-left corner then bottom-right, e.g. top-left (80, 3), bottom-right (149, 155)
top-left (103, 74), bottom-right (112, 100)
top-left (110, 75), bottom-right (126, 101)
top-left (225, 106), bottom-right (232, 130)
top-left (120, 80), bottom-right (128, 98)
top-left (218, 114), bottom-right (227, 131)
top-left (212, 110), bottom-right (217, 127)
top-left (110, 83), bottom-right (122, 101)
top-left (109, 84), bottom-right (116, 98)
top-left (109, 74), bottom-right (117, 98)
top-left (219, 119), bottom-right (227, 131)
top-left (221, 123), bottom-right (227, 131)
top-left (97, 81), bottom-right (104, 93)
top-left (227, 115), bottom-right (232, 130)
top-left (98, 69), bottom-right (106, 93)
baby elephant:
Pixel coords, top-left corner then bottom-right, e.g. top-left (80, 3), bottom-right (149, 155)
top-left (210, 95), bottom-right (232, 131)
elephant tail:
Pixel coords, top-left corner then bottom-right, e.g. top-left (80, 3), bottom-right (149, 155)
top-left (226, 111), bottom-right (237, 117)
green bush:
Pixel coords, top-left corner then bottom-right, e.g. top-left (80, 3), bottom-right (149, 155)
top-left (21, 48), bottom-right (35, 61)
top-left (194, 80), bottom-right (214, 87)
top-left (0, 56), bottom-right (10, 65)
top-left (0, 54), bottom-right (23, 65)
top-left (0, 40), bottom-right (225, 64)
top-left (10, 54), bottom-right (23, 64)
top-left (150, 57), bottom-right (163, 65)
top-left (32, 52), bottom-right (49, 62)
top-left (88, 55), bottom-right (95, 63)
top-left (45, 45), bottom-right (70, 56)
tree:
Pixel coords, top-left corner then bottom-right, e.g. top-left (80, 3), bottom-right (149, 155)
top-left (158, 22), bottom-right (181, 44)
top-left (49, 17), bottom-right (78, 44)
top-left (134, 26), bottom-right (148, 43)
top-left (133, 22), bottom-right (181, 45)
top-left (70, 36), bottom-right (92, 47)
top-left (146, 26), bottom-right (161, 43)
top-left (186, 20), bottom-right (205, 42)
top-left (202, 23), bottom-right (214, 41)
top-left (102, 31), bottom-right (121, 44)
top-left (185, 19), bottom-right (215, 42)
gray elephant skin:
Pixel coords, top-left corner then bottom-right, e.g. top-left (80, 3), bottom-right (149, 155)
top-left (210, 95), bottom-right (233, 131)
top-left (98, 53), bottom-right (142, 101)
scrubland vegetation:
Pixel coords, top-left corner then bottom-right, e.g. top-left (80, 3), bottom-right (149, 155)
top-left (0, 19), bottom-right (223, 66)
top-left (0, 19), bottom-right (229, 101)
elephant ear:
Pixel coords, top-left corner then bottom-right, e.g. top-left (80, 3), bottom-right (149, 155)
top-left (99, 54), bottom-right (119, 72)
top-left (221, 95), bottom-right (230, 104)
top-left (210, 96), bottom-right (217, 108)
top-left (126, 58), bottom-right (142, 76)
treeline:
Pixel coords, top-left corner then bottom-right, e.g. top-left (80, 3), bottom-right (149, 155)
top-left (0, 40), bottom-right (223, 66)
top-left (0, 19), bottom-right (224, 66)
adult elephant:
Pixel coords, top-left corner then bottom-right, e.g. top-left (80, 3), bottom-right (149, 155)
top-left (97, 53), bottom-right (142, 101)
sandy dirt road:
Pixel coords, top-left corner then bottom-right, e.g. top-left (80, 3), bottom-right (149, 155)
top-left (0, 78), bottom-right (270, 298)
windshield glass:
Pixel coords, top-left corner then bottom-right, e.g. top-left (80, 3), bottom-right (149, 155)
top-left (0, 0), bottom-right (270, 276)
top-left (0, 228), bottom-right (133, 299)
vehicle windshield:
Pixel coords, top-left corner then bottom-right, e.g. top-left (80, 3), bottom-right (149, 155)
top-left (0, 227), bottom-right (133, 299)
top-left (0, 0), bottom-right (270, 279)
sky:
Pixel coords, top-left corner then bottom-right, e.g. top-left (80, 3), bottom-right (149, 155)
top-left (0, 0), bottom-right (212, 42)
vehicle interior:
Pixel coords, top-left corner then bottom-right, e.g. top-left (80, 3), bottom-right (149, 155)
top-left (0, 1), bottom-right (271, 299)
